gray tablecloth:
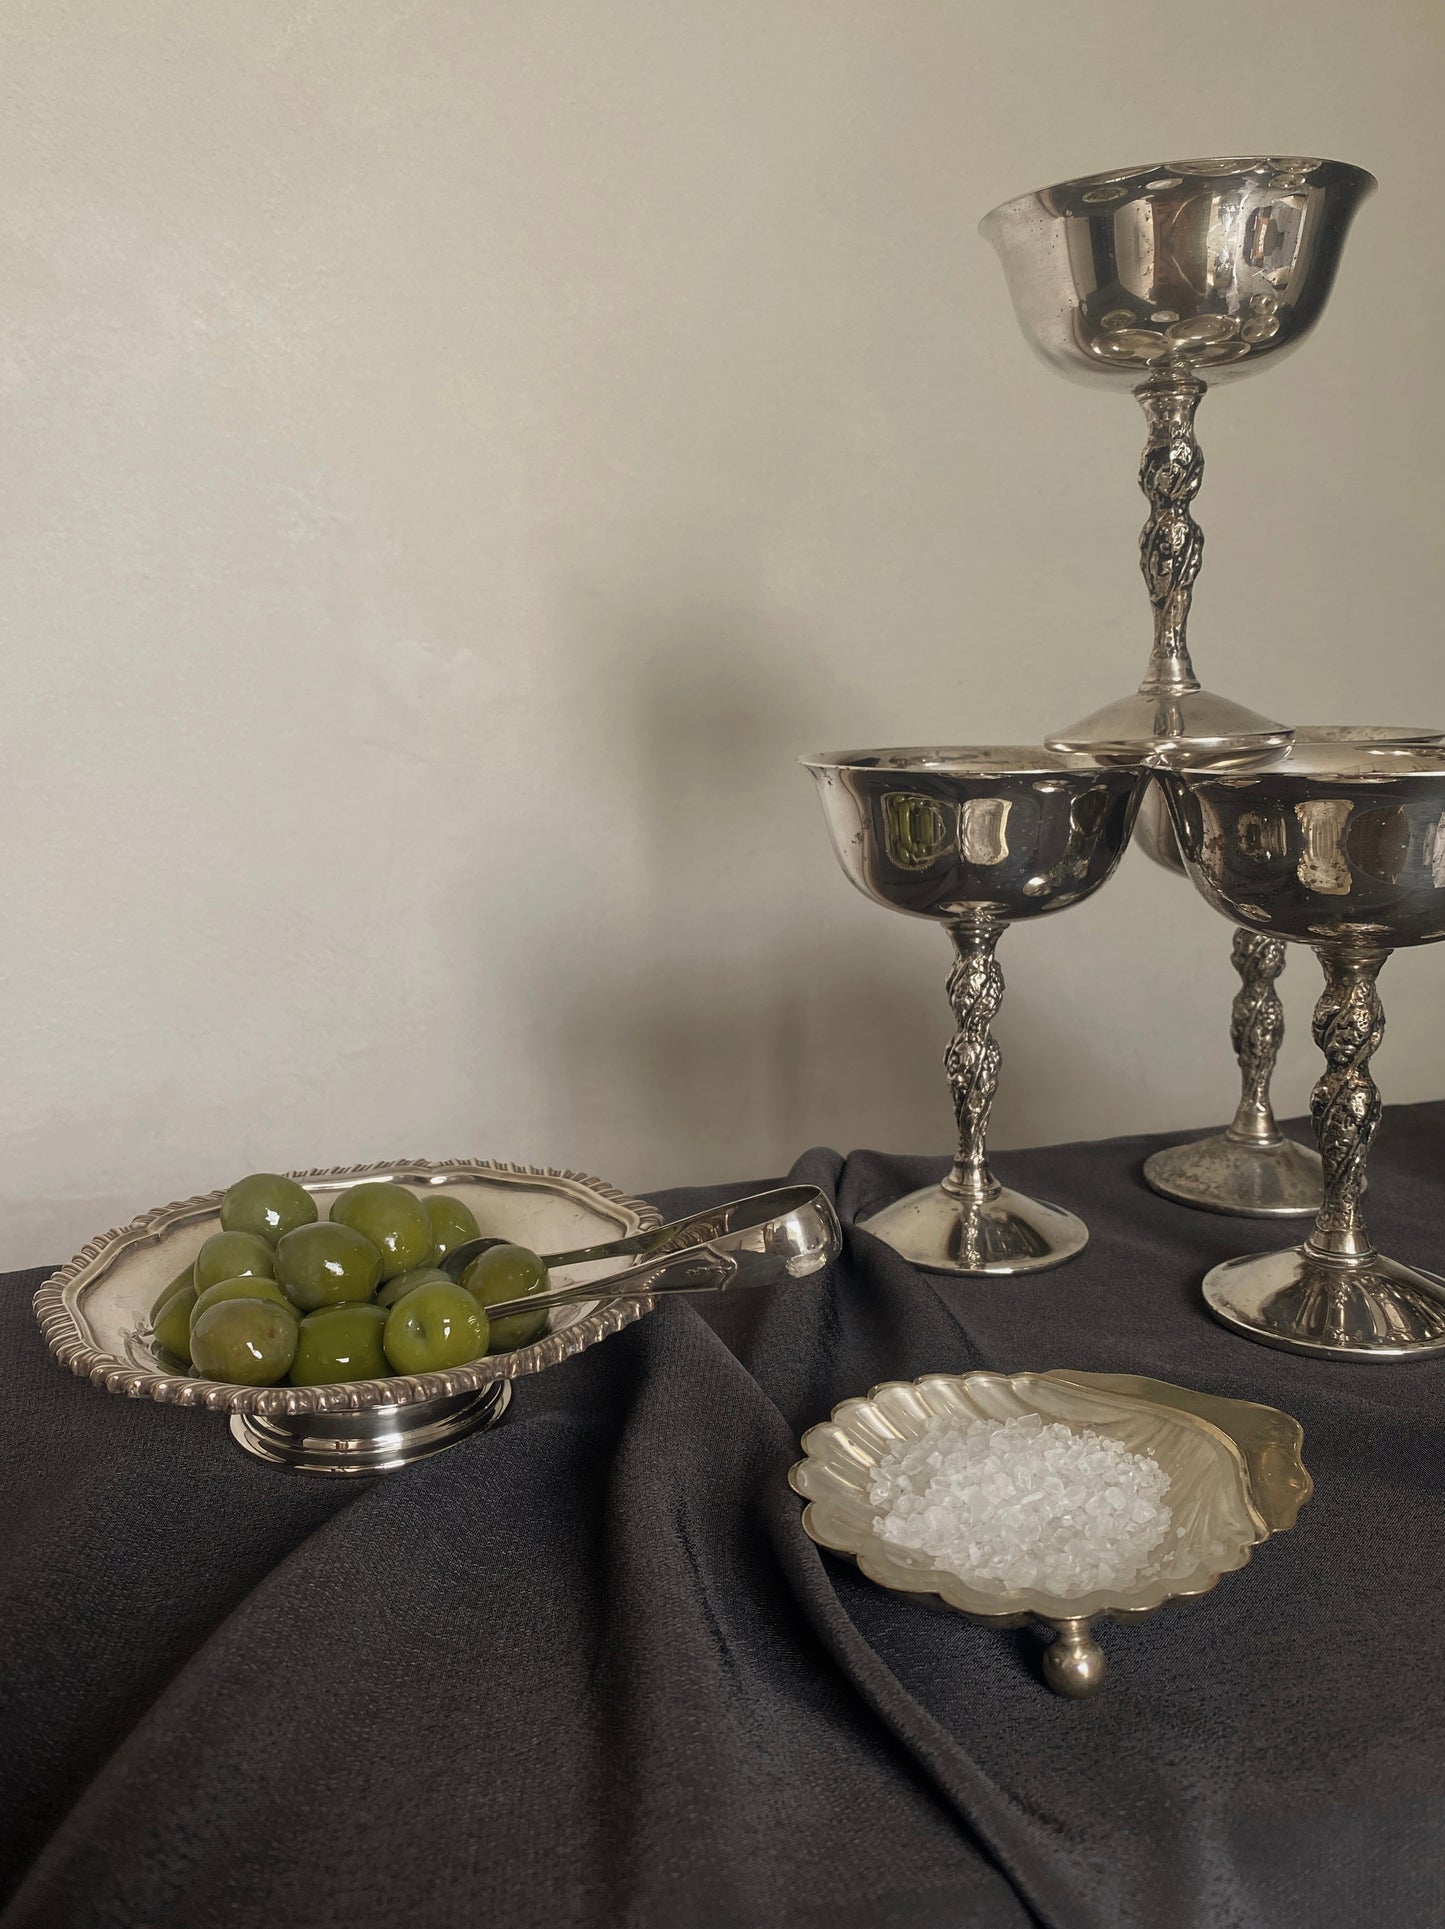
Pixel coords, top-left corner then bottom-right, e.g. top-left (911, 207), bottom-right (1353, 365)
top-left (4, 1106), bottom-right (1445, 1929)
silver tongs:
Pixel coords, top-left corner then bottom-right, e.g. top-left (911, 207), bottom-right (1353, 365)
top-left (438, 1184), bottom-right (842, 1323)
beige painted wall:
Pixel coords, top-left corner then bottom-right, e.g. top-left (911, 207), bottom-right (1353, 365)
top-left (3, 0), bottom-right (1443, 1268)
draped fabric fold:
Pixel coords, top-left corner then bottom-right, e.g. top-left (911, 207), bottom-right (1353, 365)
top-left (4, 1107), bottom-right (1444, 1927)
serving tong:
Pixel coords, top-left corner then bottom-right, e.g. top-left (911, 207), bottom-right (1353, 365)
top-left (439, 1184), bottom-right (841, 1322)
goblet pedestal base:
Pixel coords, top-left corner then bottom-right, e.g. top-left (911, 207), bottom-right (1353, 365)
top-left (1204, 1249), bottom-right (1445, 1361)
top-left (1143, 1134), bottom-right (1322, 1218)
top-left (229, 1382), bottom-right (512, 1474)
top-left (861, 1182), bottom-right (1088, 1276)
top-left (1046, 688), bottom-right (1290, 765)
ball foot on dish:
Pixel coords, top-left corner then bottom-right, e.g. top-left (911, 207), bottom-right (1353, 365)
top-left (1042, 1619), bottom-right (1106, 1698)
top-left (1204, 1248), bottom-right (1445, 1361)
top-left (229, 1381), bottom-right (511, 1474)
top-left (1143, 1133), bottom-right (1323, 1218)
top-left (860, 1181), bottom-right (1087, 1276)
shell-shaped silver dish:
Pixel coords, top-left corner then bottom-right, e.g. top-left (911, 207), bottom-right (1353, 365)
top-left (790, 1369), bottom-right (1310, 1695)
top-left (34, 1159), bottom-right (660, 1469)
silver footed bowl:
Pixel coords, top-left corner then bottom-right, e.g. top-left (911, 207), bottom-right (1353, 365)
top-left (981, 154), bottom-right (1374, 761)
top-left (1160, 740), bottom-right (1445, 1358)
top-left (1135, 727), bottom-right (1444, 1220)
top-left (34, 1159), bottom-right (662, 1474)
top-left (804, 748), bottom-right (1145, 1275)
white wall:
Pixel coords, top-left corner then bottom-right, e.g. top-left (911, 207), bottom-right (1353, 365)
top-left (4, 0), bottom-right (1443, 1268)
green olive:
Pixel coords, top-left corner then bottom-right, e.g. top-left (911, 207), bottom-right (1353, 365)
top-left (462, 1243), bottom-right (550, 1352)
top-left (152, 1283), bottom-right (197, 1363)
top-left (151, 1263), bottom-right (196, 1322)
top-left (275, 1221), bottom-right (383, 1311)
top-left (194, 1230), bottom-right (276, 1294)
top-left (423, 1193), bottom-right (481, 1264)
top-left (375, 1265), bottom-right (453, 1309)
top-left (189, 1298), bottom-right (298, 1386)
top-left (220, 1172), bottom-right (319, 1247)
top-left (190, 1276), bottom-right (295, 1330)
top-left (382, 1282), bottom-right (488, 1375)
top-left (330, 1183), bottom-right (432, 1281)
top-left (289, 1304), bottom-right (390, 1386)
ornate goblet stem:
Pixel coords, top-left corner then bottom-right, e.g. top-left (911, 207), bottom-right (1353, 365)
top-left (1304, 946), bottom-right (1387, 1264)
top-left (1228, 929), bottom-right (1287, 1143)
top-left (1136, 373), bottom-right (1205, 700)
top-left (874, 917), bottom-right (1090, 1275)
top-left (941, 925), bottom-right (1004, 1204)
top-left (1140, 922), bottom-right (1323, 1216)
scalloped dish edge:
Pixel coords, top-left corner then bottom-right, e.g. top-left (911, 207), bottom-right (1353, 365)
top-left (788, 1369), bottom-right (1291, 1626)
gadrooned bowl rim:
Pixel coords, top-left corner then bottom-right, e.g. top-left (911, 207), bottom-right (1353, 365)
top-left (32, 1157), bottom-right (662, 1418)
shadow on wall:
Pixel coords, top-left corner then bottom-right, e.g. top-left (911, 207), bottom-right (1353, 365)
top-left (546, 947), bottom-right (952, 1178)
top-left (529, 597), bottom-right (938, 1173)
top-left (526, 594), bottom-right (1129, 1180)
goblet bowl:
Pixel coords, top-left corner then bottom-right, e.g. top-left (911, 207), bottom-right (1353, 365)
top-left (981, 156), bottom-right (1375, 391)
top-left (1165, 740), bottom-right (1445, 949)
top-left (806, 746), bottom-right (1142, 922)
top-left (1135, 728), bottom-right (1444, 876)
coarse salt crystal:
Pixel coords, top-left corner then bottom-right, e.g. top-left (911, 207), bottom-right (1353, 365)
top-left (868, 1411), bottom-right (1175, 1597)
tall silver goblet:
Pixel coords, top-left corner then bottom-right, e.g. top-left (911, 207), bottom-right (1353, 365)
top-left (1135, 727), bottom-right (1444, 1216)
top-left (804, 748), bottom-right (1145, 1274)
top-left (1161, 739), bottom-right (1445, 1359)
top-left (981, 157), bottom-right (1374, 760)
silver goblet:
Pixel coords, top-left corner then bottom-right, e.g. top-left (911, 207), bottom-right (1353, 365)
top-left (981, 156), bottom-right (1374, 760)
top-left (1135, 727), bottom-right (1444, 1217)
top-left (1161, 740), bottom-right (1445, 1359)
top-left (804, 748), bottom-right (1145, 1274)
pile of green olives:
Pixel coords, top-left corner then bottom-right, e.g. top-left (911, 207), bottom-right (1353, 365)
top-left (149, 1173), bottom-right (552, 1389)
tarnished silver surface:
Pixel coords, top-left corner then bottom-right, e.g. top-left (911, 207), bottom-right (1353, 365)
top-left (804, 748), bottom-right (1145, 1274)
top-left (34, 1158), bottom-right (663, 1474)
top-left (1143, 928), bottom-right (1324, 1217)
top-left (982, 155), bottom-right (1373, 759)
top-left (1161, 740), bottom-right (1445, 1357)
top-left (790, 1369), bottom-right (1309, 1697)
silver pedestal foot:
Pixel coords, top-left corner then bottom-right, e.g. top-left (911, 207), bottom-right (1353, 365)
top-left (1203, 1249), bottom-right (1445, 1361)
top-left (229, 1382), bottom-right (512, 1474)
top-left (862, 1182), bottom-right (1087, 1276)
top-left (1143, 1134), bottom-right (1322, 1218)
